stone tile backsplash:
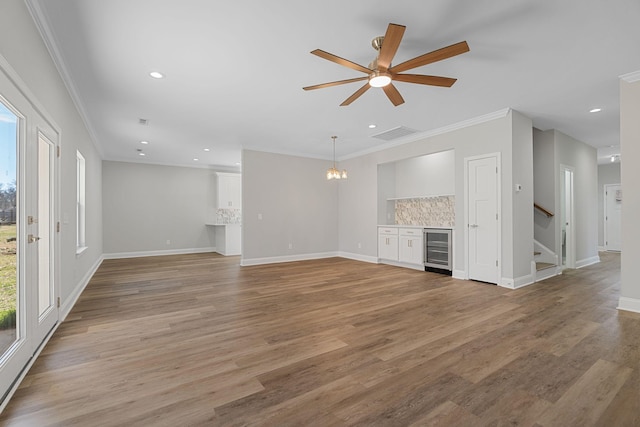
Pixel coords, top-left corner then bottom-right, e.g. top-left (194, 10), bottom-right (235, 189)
top-left (216, 208), bottom-right (242, 224)
top-left (395, 195), bottom-right (455, 227)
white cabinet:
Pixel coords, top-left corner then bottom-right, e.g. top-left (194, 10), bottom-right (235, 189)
top-left (378, 227), bottom-right (399, 261)
top-left (398, 228), bottom-right (424, 265)
top-left (213, 224), bottom-right (241, 256)
top-left (216, 172), bottom-right (241, 209)
top-left (378, 226), bottom-right (425, 270)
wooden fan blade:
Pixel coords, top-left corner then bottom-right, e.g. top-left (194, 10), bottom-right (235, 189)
top-left (303, 76), bottom-right (368, 91)
top-left (340, 83), bottom-right (371, 106)
top-left (383, 83), bottom-right (405, 106)
top-left (311, 49), bottom-right (372, 74)
top-left (390, 41), bottom-right (469, 73)
top-left (393, 74), bottom-right (457, 87)
top-left (377, 23), bottom-right (406, 71)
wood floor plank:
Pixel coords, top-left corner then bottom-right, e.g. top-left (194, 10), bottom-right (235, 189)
top-left (536, 358), bottom-right (632, 426)
top-left (407, 400), bottom-right (480, 426)
top-left (1, 251), bottom-right (637, 426)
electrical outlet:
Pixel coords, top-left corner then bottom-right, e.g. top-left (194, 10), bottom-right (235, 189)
top-left (258, 213), bottom-right (263, 220)
top-left (166, 240), bottom-right (171, 245)
top-left (358, 242), bottom-right (362, 249)
top-left (288, 243), bottom-right (292, 249)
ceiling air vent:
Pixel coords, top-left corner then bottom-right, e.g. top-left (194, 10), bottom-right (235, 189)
top-left (371, 126), bottom-right (419, 141)
top-left (138, 118), bottom-right (149, 125)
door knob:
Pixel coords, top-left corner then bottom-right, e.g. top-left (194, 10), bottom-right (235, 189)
top-left (28, 234), bottom-right (41, 243)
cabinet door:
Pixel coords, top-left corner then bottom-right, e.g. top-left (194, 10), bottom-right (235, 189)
top-left (217, 173), bottom-right (241, 209)
top-left (399, 235), bottom-right (423, 265)
top-left (378, 234), bottom-right (398, 261)
top-left (229, 175), bottom-right (241, 209)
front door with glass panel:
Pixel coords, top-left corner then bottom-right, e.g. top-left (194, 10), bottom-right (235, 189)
top-left (0, 65), bottom-right (58, 404)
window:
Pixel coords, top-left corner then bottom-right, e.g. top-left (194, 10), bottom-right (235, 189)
top-left (76, 151), bottom-right (86, 253)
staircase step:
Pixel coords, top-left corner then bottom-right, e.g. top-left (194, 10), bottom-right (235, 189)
top-left (536, 262), bottom-right (555, 271)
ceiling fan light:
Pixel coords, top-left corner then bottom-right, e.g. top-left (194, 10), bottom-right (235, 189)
top-left (369, 72), bottom-right (391, 88)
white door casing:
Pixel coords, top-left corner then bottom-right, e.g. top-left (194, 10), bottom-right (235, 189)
top-left (466, 154), bottom-right (500, 284)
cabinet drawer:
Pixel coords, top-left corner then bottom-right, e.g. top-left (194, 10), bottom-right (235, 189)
top-left (378, 227), bottom-right (398, 235)
top-left (399, 228), bottom-right (421, 236)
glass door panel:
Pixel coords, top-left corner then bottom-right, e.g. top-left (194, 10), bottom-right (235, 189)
top-left (37, 134), bottom-right (53, 319)
top-left (0, 101), bottom-right (18, 358)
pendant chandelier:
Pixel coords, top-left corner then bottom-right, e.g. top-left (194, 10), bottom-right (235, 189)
top-left (327, 136), bottom-right (347, 180)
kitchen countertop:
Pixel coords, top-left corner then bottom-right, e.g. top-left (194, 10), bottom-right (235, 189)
top-left (378, 224), bottom-right (454, 230)
top-left (378, 225), bottom-right (454, 229)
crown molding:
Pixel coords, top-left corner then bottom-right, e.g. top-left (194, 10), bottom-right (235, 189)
top-left (340, 108), bottom-right (511, 161)
top-left (24, 0), bottom-right (104, 158)
top-left (620, 70), bottom-right (640, 83)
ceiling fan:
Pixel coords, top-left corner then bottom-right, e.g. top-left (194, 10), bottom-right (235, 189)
top-left (303, 23), bottom-right (469, 106)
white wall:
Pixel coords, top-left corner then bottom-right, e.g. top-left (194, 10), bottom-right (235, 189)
top-left (510, 111), bottom-right (534, 280)
top-left (102, 161), bottom-right (215, 256)
top-left (533, 128), bottom-right (557, 251)
top-left (376, 162), bottom-right (396, 225)
top-left (597, 163), bottom-right (621, 248)
top-left (241, 150), bottom-right (338, 263)
top-left (394, 150), bottom-right (455, 198)
top-left (338, 110), bottom-right (527, 282)
top-left (0, 0), bottom-right (103, 310)
top-left (620, 76), bottom-right (640, 310)
top-left (554, 130), bottom-right (599, 267)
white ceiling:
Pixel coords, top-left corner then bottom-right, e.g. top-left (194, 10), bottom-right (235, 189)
top-left (28, 0), bottom-right (640, 168)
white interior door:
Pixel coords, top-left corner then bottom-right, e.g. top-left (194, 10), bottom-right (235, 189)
top-left (0, 63), bottom-right (58, 407)
top-left (561, 167), bottom-right (575, 268)
top-left (605, 184), bottom-right (621, 251)
top-left (467, 155), bottom-right (499, 284)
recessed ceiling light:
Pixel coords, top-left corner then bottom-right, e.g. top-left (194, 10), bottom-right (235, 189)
top-left (369, 124), bottom-right (377, 129)
top-left (235, 162), bottom-right (241, 166)
top-left (193, 158), bottom-right (199, 161)
top-left (590, 108), bottom-right (602, 113)
top-left (203, 148), bottom-right (210, 152)
top-left (139, 152), bottom-right (145, 156)
top-left (140, 140), bottom-right (149, 145)
top-left (149, 71), bottom-right (164, 79)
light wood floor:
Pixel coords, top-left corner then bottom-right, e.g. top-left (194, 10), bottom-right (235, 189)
top-left (1, 251), bottom-right (638, 426)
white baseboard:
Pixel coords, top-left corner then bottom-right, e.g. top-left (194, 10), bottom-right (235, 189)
top-left (241, 251), bottom-right (339, 266)
top-left (499, 277), bottom-right (514, 289)
top-left (103, 247), bottom-right (217, 260)
top-left (617, 297), bottom-right (640, 313)
top-left (61, 255), bottom-right (104, 321)
top-left (500, 273), bottom-right (535, 290)
top-left (453, 269), bottom-right (466, 280)
top-left (338, 252), bottom-right (378, 264)
top-left (576, 255), bottom-right (600, 269)
top-left (598, 245), bottom-right (606, 252)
